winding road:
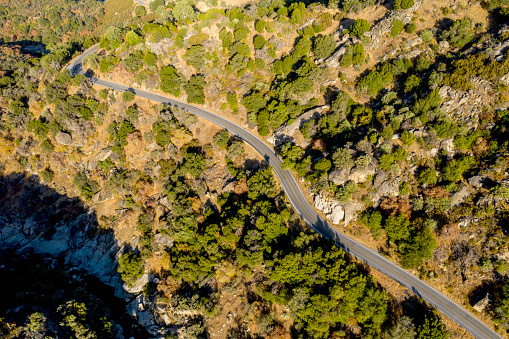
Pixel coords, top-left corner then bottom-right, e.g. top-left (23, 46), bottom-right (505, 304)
top-left (67, 45), bottom-right (503, 339)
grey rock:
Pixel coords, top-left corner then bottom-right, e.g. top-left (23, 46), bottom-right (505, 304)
top-left (154, 233), bottom-right (173, 250)
top-left (439, 40), bottom-right (450, 50)
top-left (440, 138), bottom-right (455, 154)
top-left (268, 105), bottom-right (329, 147)
top-left (450, 186), bottom-right (469, 207)
top-left (314, 193), bottom-right (344, 225)
top-left (92, 189), bottom-right (114, 203)
top-left (343, 202), bottom-right (363, 225)
top-left (222, 181), bottom-right (236, 194)
top-left (371, 180), bottom-right (400, 203)
top-left (324, 46), bottom-right (347, 68)
top-left (95, 148), bottom-right (112, 162)
top-left (373, 171), bottom-right (388, 189)
top-left (124, 272), bottom-right (151, 294)
top-left (329, 168), bottom-right (350, 186)
top-left (468, 176), bottom-right (484, 188)
top-left (153, 164), bottom-right (162, 177)
top-left (472, 294), bottom-right (490, 312)
top-left (55, 132), bottom-right (72, 145)
top-left (348, 166), bottom-right (375, 183)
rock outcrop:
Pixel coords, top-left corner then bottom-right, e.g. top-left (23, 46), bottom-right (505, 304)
top-left (268, 105), bottom-right (329, 147)
top-left (55, 131), bottom-right (72, 145)
top-left (314, 193), bottom-right (344, 224)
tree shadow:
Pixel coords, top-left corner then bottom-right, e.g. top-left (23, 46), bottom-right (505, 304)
top-left (0, 172), bottom-right (150, 338)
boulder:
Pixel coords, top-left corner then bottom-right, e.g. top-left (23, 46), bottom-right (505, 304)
top-left (324, 46), bottom-right (347, 68)
top-left (472, 294), bottom-right (490, 312)
top-left (95, 148), bottom-right (112, 162)
top-left (440, 138), bottom-right (455, 155)
top-left (468, 176), bottom-right (484, 188)
top-left (329, 168), bottom-right (350, 186)
top-left (348, 166), bottom-right (375, 183)
top-left (154, 233), bottom-right (173, 250)
top-left (124, 272), bottom-right (151, 294)
top-left (92, 189), bottom-right (115, 203)
top-left (268, 106), bottom-right (329, 147)
top-left (314, 193), bottom-right (344, 224)
top-left (450, 186), bottom-right (469, 207)
top-left (343, 202), bottom-right (363, 225)
top-left (55, 132), bottom-right (72, 145)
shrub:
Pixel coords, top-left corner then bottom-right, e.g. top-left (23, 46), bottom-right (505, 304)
top-left (160, 65), bottom-right (184, 97)
top-left (143, 52), bottom-right (158, 67)
top-left (440, 18), bottom-right (474, 48)
top-left (118, 252), bottom-right (144, 287)
top-left (40, 139), bottom-right (54, 154)
top-left (442, 156), bottom-right (475, 182)
top-left (184, 75), bottom-right (206, 104)
top-left (255, 20), bottom-right (266, 33)
top-left (394, 0), bottom-right (414, 9)
top-left (418, 168), bottom-right (437, 186)
top-left (313, 34), bottom-right (336, 59)
top-left (253, 35), bottom-right (267, 49)
top-left (234, 27), bottom-right (248, 41)
top-left (135, 5), bottom-right (147, 16)
top-left (73, 173), bottom-right (100, 200)
top-left (350, 19), bottom-right (370, 37)
top-left (404, 74), bottom-right (421, 92)
top-left (227, 92), bottom-right (238, 113)
top-left (41, 168), bottom-right (54, 182)
top-left (391, 19), bottom-right (405, 37)
top-left (420, 30), bottom-right (434, 42)
top-left (125, 31), bottom-right (142, 46)
top-left (405, 23), bottom-right (417, 33)
top-left (400, 130), bottom-right (415, 145)
top-left (352, 43), bottom-right (365, 65)
top-left (123, 90), bottom-right (135, 102)
top-left (183, 45), bottom-right (205, 71)
top-left (359, 209), bottom-right (383, 236)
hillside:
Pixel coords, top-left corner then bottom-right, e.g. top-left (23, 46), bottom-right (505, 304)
top-left (1, 0), bottom-right (509, 338)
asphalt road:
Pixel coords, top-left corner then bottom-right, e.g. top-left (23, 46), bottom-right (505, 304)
top-left (66, 46), bottom-right (503, 339)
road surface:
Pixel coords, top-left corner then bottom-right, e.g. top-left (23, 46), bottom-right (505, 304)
top-left (66, 45), bottom-right (503, 339)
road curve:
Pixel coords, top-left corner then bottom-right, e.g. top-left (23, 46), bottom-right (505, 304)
top-left (67, 46), bottom-right (502, 339)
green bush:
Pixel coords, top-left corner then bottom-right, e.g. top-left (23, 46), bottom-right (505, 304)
top-left (40, 139), bottom-right (54, 154)
top-left (41, 167), bottom-right (54, 182)
top-left (122, 90), bottom-right (135, 102)
top-left (227, 92), bottom-right (238, 113)
top-left (160, 65), bottom-right (185, 97)
top-left (420, 30), bottom-right (434, 42)
top-left (394, 0), bottom-right (414, 9)
top-left (442, 156), bottom-right (475, 182)
top-left (253, 35), bottom-right (266, 49)
top-left (404, 74), bottom-right (421, 92)
top-left (118, 252), bottom-right (144, 287)
top-left (405, 23), bottom-right (417, 33)
top-left (135, 5), bottom-right (147, 16)
top-left (255, 20), bottom-right (266, 33)
top-left (440, 18), bottom-right (474, 48)
top-left (391, 19), bottom-right (405, 37)
top-left (234, 27), bottom-right (248, 42)
top-left (313, 34), bottom-right (336, 59)
top-left (418, 168), bottom-right (437, 186)
top-left (359, 209), bottom-right (383, 236)
top-left (184, 75), bottom-right (206, 104)
top-left (385, 214), bottom-right (411, 241)
top-left (183, 45), bottom-right (205, 71)
top-left (350, 19), bottom-right (371, 37)
top-left (400, 130), bottom-right (415, 145)
top-left (73, 173), bottom-right (100, 200)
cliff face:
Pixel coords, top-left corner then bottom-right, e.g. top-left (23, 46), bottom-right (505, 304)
top-left (0, 173), bottom-right (181, 337)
